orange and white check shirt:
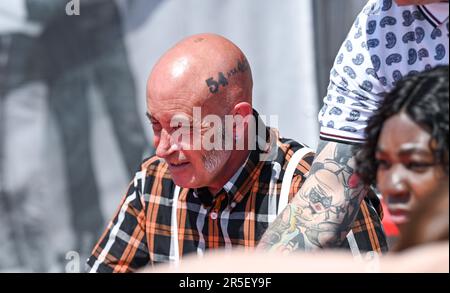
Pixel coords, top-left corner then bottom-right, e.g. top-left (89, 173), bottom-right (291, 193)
top-left (87, 118), bottom-right (387, 273)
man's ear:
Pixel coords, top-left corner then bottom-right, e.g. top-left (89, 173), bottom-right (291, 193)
top-left (232, 102), bottom-right (252, 116)
top-left (231, 102), bottom-right (253, 139)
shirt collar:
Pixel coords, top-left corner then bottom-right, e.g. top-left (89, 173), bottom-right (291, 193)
top-left (419, 2), bottom-right (449, 27)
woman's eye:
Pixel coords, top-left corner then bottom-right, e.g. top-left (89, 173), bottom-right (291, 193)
top-left (405, 162), bottom-right (433, 171)
top-left (376, 159), bottom-right (390, 169)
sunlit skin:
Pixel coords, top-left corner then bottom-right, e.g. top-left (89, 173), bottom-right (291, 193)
top-left (375, 112), bottom-right (449, 230)
top-left (146, 33), bottom-right (253, 194)
top-left (394, 0), bottom-right (448, 6)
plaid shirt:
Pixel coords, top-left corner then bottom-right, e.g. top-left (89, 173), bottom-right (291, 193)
top-left (87, 119), bottom-right (387, 273)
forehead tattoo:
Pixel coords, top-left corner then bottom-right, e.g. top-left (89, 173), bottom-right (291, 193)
top-left (205, 57), bottom-right (250, 94)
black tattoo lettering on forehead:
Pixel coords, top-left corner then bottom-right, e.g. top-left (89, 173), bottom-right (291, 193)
top-left (206, 72), bottom-right (228, 94)
top-left (205, 57), bottom-right (250, 94)
top-left (236, 57), bottom-right (250, 73)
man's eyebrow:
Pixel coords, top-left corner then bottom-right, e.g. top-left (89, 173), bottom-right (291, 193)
top-left (146, 112), bottom-right (154, 121)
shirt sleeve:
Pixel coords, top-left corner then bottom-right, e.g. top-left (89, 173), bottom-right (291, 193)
top-left (86, 172), bottom-right (150, 273)
top-left (289, 151), bottom-right (315, 201)
top-left (318, 0), bottom-right (387, 144)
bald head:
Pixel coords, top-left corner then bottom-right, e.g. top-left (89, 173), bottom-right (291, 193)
top-left (146, 34), bottom-right (256, 192)
top-left (147, 33), bottom-right (253, 116)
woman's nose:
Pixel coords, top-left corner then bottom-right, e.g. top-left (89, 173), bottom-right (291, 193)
top-left (380, 166), bottom-right (409, 202)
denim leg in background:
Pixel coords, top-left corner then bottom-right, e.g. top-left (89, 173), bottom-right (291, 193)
top-left (0, 33), bottom-right (51, 272)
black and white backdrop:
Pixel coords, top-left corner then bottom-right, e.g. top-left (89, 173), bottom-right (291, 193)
top-left (0, 0), bottom-right (365, 272)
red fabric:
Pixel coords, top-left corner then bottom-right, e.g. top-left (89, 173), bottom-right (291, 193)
top-left (381, 200), bottom-right (399, 236)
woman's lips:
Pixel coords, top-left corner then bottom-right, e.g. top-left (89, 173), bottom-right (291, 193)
top-left (388, 209), bottom-right (410, 225)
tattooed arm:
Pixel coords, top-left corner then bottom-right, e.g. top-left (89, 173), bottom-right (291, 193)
top-left (258, 139), bottom-right (368, 252)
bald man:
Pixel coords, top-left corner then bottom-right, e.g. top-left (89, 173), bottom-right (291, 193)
top-left (86, 34), bottom-right (386, 273)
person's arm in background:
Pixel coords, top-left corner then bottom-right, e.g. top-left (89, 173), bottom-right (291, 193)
top-left (259, 0), bottom-right (386, 251)
top-left (258, 140), bottom-right (366, 251)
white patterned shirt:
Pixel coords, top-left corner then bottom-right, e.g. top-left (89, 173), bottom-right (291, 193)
top-left (318, 0), bottom-right (449, 144)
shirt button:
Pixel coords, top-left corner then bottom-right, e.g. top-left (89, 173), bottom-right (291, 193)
top-left (210, 212), bottom-right (218, 220)
top-left (230, 202), bottom-right (237, 208)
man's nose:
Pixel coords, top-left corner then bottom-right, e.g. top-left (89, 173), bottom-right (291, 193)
top-left (155, 129), bottom-right (177, 158)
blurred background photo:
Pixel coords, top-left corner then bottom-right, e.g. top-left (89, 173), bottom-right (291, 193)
top-left (0, 0), bottom-right (367, 272)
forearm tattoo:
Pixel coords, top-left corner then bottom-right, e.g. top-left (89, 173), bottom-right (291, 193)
top-left (258, 140), bottom-right (368, 252)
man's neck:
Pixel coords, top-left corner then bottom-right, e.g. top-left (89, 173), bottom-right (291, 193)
top-left (207, 149), bottom-right (251, 195)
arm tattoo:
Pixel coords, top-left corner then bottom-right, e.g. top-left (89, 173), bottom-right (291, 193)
top-left (258, 140), bottom-right (368, 252)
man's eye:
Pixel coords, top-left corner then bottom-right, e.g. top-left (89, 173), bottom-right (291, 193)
top-left (152, 123), bottom-right (162, 131)
top-left (173, 124), bottom-right (192, 131)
